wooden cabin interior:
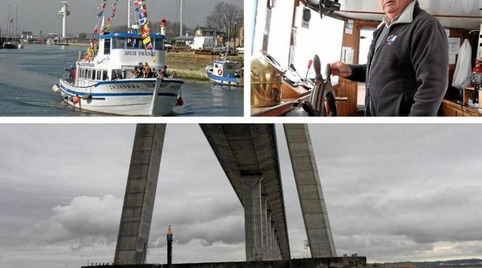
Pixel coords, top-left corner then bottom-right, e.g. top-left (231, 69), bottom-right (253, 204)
top-left (250, 0), bottom-right (482, 116)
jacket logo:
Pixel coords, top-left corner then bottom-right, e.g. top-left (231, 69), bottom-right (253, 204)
top-left (386, 35), bottom-right (397, 45)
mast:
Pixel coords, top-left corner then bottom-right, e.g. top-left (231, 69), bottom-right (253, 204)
top-left (180, 0), bottom-right (183, 36)
top-left (127, 0), bottom-right (131, 30)
top-left (7, 5), bottom-right (11, 39)
top-left (15, 5), bottom-right (17, 39)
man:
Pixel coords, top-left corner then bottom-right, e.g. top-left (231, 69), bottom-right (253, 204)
top-left (331, 0), bottom-right (448, 116)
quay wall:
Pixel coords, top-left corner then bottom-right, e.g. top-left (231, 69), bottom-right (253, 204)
top-left (83, 257), bottom-right (366, 268)
top-left (0, 37), bottom-right (20, 43)
top-left (164, 52), bottom-right (243, 80)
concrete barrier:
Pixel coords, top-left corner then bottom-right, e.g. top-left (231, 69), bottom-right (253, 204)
top-left (83, 257), bottom-right (366, 268)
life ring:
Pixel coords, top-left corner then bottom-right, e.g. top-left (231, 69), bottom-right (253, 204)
top-left (217, 69), bottom-right (223, 76)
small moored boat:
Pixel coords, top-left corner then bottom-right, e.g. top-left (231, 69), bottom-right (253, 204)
top-left (206, 57), bottom-right (242, 86)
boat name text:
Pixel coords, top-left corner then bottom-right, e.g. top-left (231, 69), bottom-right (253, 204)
top-left (124, 51), bottom-right (157, 56)
top-left (109, 84), bottom-right (142, 90)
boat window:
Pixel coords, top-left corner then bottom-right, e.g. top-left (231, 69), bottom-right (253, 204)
top-left (291, 12), bottom-right (344, 83)
top-left (153, 38), bottom-right (164, 50)
top-left (104, 38), bottom-right (111, 55)
top-left (113, 37), bottom-right (125, 49)
top-left (135, 38), bottom-right (143, 49)
top-left (80, 68), bottom-right (85, 79)
top-left (112, 69), bottom-right (123, 80)
top-left (96, 70), bottom-right (102, 81)
top-left (126, 38), bottom-right (134, 49)
top-left (87, 69), bottom-right (92, 80)
top-left (102, 70), bottom-right (109, 80)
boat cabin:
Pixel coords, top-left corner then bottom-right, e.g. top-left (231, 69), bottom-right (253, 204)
top-left (73, 32), bottom-right (167, 87)
top-left (251, 0), bottom-right (482, 116)
top-left (212, 60), bottom-right (238, 77)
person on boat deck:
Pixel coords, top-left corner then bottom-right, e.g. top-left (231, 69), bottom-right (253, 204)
top-left (330, 0), bottom-right (448, 116)
top-left (129, 67), bottom-right (139, 78)
top-left (113, 71), bottom-right (123, 80)
top-left (68, 66), bottom-right (75, 79)
top-left (136, 66), bottom-right (144, 78)
top-left (158, 68), bottom-right (166, 78)
top-left (144, 67), bottom-right (154, 78)
top-left (163, 65), bottom-right (169, 78)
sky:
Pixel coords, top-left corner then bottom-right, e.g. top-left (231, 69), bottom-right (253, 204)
top-left (0, 0), bottom-right (243, 36)
top-left (1, 123), bottom-right (482, 268)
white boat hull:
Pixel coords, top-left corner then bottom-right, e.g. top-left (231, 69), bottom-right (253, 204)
top-left (59, 78), bottom-right (183, 116)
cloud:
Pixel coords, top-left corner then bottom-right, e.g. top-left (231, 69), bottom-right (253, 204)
top-left (24, 195), bottom-right (122, 250)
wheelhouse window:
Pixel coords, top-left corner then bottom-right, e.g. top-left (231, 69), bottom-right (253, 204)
top-left (113, 37), bottom-right (125, 49)
top-left (126, 38), bottom-right (134, 49)
top-left (104, 38), bottom-right (111, 55)
top-left (135, 38), bottom-right (143, 49)
top-left (153, 38), bottom-right (164, 51)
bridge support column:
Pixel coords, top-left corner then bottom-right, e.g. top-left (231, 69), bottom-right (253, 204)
top-left (283, 124), bottom-right (337, 258)
top-left (261, 195), bottom-right (270, 260)
top-left (242, 174), bottom-right (264, 261)
top-left (266, 212), bottom-right (273, 260)
top-left (114, 124), bottom-right (166, 264)
top-left (274, 234), bottom-right (281, 259)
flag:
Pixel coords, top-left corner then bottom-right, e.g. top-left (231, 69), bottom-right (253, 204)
top-left (97, 1), bottom-right (107, 10)
top-left (138, 17), bottom-right (147, 25)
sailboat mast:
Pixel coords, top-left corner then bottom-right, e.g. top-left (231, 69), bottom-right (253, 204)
top-left (15, 6), bottom-right (17, 39)
top-left (180, 0), bottom-right (183, 36)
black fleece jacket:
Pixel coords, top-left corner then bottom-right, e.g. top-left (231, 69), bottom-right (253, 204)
top-left (348, 1), bottom-right (448, 116)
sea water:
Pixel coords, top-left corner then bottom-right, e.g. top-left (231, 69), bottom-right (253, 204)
top-left (0, 45), bottom-right (243, 117)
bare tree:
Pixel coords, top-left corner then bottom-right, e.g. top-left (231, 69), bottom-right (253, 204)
top-left (206, 2), bottom-right (243, 37)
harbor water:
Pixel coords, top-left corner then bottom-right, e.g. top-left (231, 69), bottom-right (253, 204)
top-left (0, 45), bottom-right (243, 116)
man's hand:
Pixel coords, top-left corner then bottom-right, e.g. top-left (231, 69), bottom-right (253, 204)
top-left (330, 62), bottom-right (352, 78)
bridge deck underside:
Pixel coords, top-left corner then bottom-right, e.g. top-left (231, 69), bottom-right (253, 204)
top-left (201, 124), bottom-right (290, 260)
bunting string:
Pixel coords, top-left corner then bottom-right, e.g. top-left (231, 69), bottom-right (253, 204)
top-left (104, 0), bottom-right (119, 33)
top-left (92, 0), bottom-right (108, 38)
top-left (133, 0), bottom-right (154, 54)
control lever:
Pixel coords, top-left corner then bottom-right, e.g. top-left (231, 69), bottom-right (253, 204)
top-left (304, 59), bottom-right (313, 80)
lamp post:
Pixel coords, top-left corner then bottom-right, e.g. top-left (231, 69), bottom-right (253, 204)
top-left (167, 226), bottom-right (173, 267)
top-left (234, 23), bottom-right (237, 47)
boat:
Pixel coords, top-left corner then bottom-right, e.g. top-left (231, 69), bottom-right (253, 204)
top-left (2, 5), bottom-right (22, 49)
top-left (55, 32), bottom-right (184, 116)
top-left (2, 40), bottom-right (21, 49)
top-left (205, 54), bottom-right (242, 86)
top-left (54, 0), bottom-right (184, 116)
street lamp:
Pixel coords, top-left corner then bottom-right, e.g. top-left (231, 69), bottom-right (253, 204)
top-left (234, 23), bottom-right (237, 47)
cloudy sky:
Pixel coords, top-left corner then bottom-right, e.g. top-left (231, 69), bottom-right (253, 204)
top-left (0, 0), bottom-right (243, 35)
top-left (1, 124), bottom-right (482, 268)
